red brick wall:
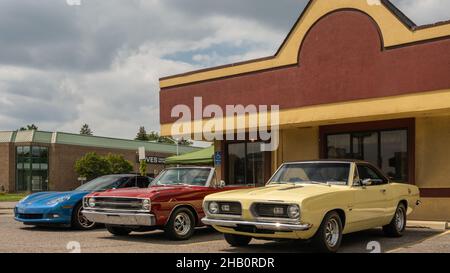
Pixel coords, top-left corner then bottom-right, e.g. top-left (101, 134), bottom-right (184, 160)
top-left (160, 11), bottom-right (450, 124)
top-left (0, 143), bottom-right (14, 192)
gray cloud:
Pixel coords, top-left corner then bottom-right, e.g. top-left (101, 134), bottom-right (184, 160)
top-left (0, 0), bottom-right (448, 140)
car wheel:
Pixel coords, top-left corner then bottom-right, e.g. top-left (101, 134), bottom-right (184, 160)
top-left (106, 225), bottom-right (132, 236)
top-left (383, 203), bottom-right (406, 237)
top-left (312, 211), bottom-right (343, 253)
top-left (165, 208), bottom-right (195, 240)
top-left (224, 234), bottom-right (252, 247)
top-left (72, 203), bottom-right (96, 230)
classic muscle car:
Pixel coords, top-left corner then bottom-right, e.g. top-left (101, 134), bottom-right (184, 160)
top-left (202, 160), bottom-right (421, 253)
top-left (14, 174), bottom-right (152, 229)
top-left (82, 167), bottom-right (248, 240)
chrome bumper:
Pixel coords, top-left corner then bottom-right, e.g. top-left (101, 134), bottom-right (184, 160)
top-left (202, 217), bottom-right (311, 231)
top-left (82, 210), bottom-right (156, 226)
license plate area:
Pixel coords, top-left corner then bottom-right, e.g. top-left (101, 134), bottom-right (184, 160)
top-left (234, 224), bottom-right (276, 234)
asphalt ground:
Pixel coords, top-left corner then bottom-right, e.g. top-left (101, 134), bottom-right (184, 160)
top-left (0, 209), bottom-right (448, 253)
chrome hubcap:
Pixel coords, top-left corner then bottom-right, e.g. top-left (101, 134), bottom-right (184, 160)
top-left (395, 208), bottom-right (405, 231)
top-left (78, 207), bottom-right (95, 228)
top-left (325, 218), bottom-right (340, 248)
top-left (174, 212), bottom-right (191, 236)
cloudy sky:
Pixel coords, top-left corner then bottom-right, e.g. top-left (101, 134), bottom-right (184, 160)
top-left (0, 0), bottom-right (448, 142)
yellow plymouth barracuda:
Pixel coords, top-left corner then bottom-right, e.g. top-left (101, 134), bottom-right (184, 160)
top-left (202, 160), bottom-right (420, 253)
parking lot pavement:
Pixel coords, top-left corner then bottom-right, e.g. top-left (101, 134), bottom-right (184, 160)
top-left (0, 213), bottom-right (448, 253)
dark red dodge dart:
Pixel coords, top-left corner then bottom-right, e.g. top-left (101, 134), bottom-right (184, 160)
top-left (83, 167), bottom-right (249, 240)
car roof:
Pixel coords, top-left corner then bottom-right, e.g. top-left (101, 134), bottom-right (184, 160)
top-left (283, 159), bottom-right (371, 164)
top-left (104, 174), bottom-right (148, 177)
top-left (164, 166), bottom-right (214, 170)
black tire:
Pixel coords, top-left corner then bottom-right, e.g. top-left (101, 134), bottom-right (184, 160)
top-left (106, 225), bottom-right (132, 236)
top-left (165, 207), bottom-right (196, 240)
top-left (383, 203), bottom-right (406, 237)
top-left (71, 202), bottom-right (96, 230)
top-left (311, 211), bottom-right (343, 253)
top-left (224, 233), bottom-right (252, 247)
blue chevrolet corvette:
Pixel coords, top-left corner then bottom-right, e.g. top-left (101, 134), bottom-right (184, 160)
top-left (14, 174), bottom-right (153, 230)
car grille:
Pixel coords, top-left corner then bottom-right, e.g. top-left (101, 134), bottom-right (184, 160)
top-left (216, 202), bottom-right (242, 215)
top-left (87, 197), bottom-right (146, 211)
top-left (252, 203), bottom-right (290, 218)
top-left (17, 213), bottom-right (44, 220)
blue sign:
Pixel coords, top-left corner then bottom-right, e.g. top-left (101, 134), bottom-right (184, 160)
top-left (214, 151), bottom-right (222, 166)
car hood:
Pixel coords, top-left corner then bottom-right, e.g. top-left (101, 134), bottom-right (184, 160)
top-left (206, 184), bottom-right (346, 203)
top-left (18, 191), bottom-right (89, 206)
top-left (86, 185), bottom-right (205, 199)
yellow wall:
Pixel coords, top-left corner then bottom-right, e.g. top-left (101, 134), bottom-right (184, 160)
top-left (271, 127), bottom-right (319, 172)
top-left (410, 198), bottom-right (450, 221)
top-left (416, 116), bottom-right (450, 188)
top-left (411, 115), bottom-right (450, 221)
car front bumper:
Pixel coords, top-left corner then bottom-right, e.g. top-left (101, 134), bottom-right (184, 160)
top-left (14, 205), bottom-right (72, 225)
top-left (82, 210), bottom-right (156, 226)
top-left (201, 217), bottom-right (311, 231)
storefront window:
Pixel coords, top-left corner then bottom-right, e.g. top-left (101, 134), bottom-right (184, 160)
top-left (16, 146), bottom-right (49, 192)
top-left (326, 129), bottom-right (408, 182)
top-left (227, 142), bottom-right (267, 186)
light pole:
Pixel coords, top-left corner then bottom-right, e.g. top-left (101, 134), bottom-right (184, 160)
top-left (174, 137), bottom-right (180, 168)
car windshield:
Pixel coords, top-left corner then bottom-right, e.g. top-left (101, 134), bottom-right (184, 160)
top-left (152, 168), bottom-right (211, 186)
top-left (75, 176), bottom-right (129, 191)
top-left (269, 162), bottom-right (351, 185)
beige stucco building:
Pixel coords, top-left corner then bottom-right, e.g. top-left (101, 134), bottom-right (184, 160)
top-left (159, 0), bottom-right (450, 221)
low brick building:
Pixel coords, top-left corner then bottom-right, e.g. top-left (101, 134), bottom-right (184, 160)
top-left (0, 130), bottom-right (200, 193)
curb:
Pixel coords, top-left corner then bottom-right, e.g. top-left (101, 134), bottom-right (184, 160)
top-left (407, 220), bottom-right (448, 231)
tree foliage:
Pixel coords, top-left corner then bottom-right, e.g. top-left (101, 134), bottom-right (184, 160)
top-left (74, 152), bottom-right (133, 180)
top-left (135, 127), bottom-right (193, 146)
top-left (105, 153), bottom-right (133, 174)
top-left (139, 159), bottom-right (147, 176)
top-left (80, 124), bottom-right (93, 136)
top-left (135, 126), bottom-right (149, 141)
top-left (74, 153), bottom-right (111, 180)
top-left (19, 124), bottom-right (38, 131)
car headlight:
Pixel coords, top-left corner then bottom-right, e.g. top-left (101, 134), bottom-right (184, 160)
top-left (142, 199), bottom-right (151, 210)
top-left (88, 198), bottom-right (96, 208)
top-left (47, 195), bottom-right (71, 205)
top-left (287, 205), bottom-right (300, 219)
top-left (208, 202), bottom-right (219, 214)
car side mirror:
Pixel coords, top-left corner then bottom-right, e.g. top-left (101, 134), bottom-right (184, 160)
top-left (361, 179), bottom-right (373, 187)
top-left (218, 180), bottom-right (226, 188)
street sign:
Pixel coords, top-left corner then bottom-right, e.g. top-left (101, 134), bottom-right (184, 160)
top-left (138, 147), bottom-right (145, 161)
top-left (214, 151), bottom-right (222, 166)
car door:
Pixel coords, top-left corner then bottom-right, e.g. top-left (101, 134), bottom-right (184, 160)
top-left (352, 164), bottom-right (390, 229)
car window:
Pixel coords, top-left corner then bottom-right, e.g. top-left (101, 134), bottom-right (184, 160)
top-left (270, 163), bottom-right (351, 185)
top-left (136, 176), bottom-right (151, 188)
top-left (357, 165), bottom-right (387, 185)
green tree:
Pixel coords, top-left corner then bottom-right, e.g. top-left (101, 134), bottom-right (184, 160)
top-left (139, 159), bottom-right (147, 176)
top-left (147, 131), bottom-right (160, 142)
top-left (135, 126), bottom-right (149, 141)
top-left (74, 152), bottom-right (111, 180)
top-left (19, 124), bottom-right (38, 131)
top-left (80, 124), bottom-right (93, 135)
top-left (105, 153), bottom-right (133, 174)
top-left (148, 131), bottom-right (193, 146)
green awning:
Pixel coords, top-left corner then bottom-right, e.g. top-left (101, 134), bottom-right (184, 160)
top-left (165, 146), bottom-right (214, 165)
